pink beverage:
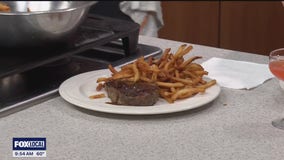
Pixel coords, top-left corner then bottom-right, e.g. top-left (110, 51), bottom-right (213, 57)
top-left (269, 60), bottom-right (284, 81)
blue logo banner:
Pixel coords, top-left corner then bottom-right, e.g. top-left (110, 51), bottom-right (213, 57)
top-left (13, 138), bottom-right (46, 150)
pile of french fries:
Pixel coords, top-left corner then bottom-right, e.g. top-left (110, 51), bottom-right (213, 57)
top-left (96, 44), bottom-right (216, 103)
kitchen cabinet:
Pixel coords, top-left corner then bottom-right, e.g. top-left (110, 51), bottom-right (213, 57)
top-left (158, 1), bottom-right (220, 48)
top-left (158, 1), bottom-right (284, 55)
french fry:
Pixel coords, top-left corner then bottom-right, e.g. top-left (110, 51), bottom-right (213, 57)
top-left (108, 64), bottom-right (118, 74)
top-left (179, 56), bottom-right (202, 69)
top-left (170, 76), bottom-right (194, 85)
top-left (156, 82), bottom-right (184, 88)
top-left (97, 77), bottom-right (109, 83)
top-left (96, 83), bottom-right (104, 91)
top-left (179, 45), bottom-right (193, 58)
top-left (89, 93), bottom-right (106, 99)
top-left (173, 44), bottom-right (187, 59)
top-left (197, 80), bottom-right (217, 89)
top-left (171, 88), bottom-right (205, 101)
top-left (132, 62), bottom-right (140, 82)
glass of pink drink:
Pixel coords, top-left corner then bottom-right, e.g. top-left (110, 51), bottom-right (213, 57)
top-left (269, 48), bottom-right (284, 130)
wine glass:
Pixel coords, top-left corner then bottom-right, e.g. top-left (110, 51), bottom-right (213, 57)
top-left (269, 48), bottom-right (284, 130)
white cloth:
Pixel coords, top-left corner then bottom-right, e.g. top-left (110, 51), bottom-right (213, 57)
top-left (201, 57), bottom-right (274, 89)
top-left (119, 1), bottom-right (164, 37)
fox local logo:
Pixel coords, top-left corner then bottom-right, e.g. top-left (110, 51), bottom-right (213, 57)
top-left (12, 137), bottom-right (46, 157)
top-left (13, 138), bottom-right (46, 150)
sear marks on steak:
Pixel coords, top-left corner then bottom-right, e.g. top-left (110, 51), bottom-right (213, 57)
top-left (105, 79), bottom-right (159, 106)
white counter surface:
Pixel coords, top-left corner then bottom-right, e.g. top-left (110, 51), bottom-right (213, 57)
top-left (1, 36), bottom-right (284, 160)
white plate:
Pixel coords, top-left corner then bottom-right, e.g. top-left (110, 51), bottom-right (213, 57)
top-left (59, 69), bottom-right (221, 115)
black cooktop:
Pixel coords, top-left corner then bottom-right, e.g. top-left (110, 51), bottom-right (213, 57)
top-left (0, 14), bottom-right (162, 113)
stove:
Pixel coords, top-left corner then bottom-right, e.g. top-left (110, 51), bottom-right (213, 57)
top-left (0, 14), bottom-right (162, 114)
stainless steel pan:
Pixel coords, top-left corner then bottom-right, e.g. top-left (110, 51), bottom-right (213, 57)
top-left (0, 1), bottom-right (97, 48)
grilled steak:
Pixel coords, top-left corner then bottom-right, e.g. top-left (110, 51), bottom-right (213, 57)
top-left (105, 79), bottom-right (159, 106)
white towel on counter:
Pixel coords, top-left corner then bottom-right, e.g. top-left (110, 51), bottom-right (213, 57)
top-left (201, 57), bottom-right (274, 89)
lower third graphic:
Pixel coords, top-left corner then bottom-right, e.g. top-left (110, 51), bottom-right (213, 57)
top-left (13, 137), bottom-right (46, 157)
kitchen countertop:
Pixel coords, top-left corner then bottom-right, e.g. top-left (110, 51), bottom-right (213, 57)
top-left (1, 36), bottom-right (284, 160)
